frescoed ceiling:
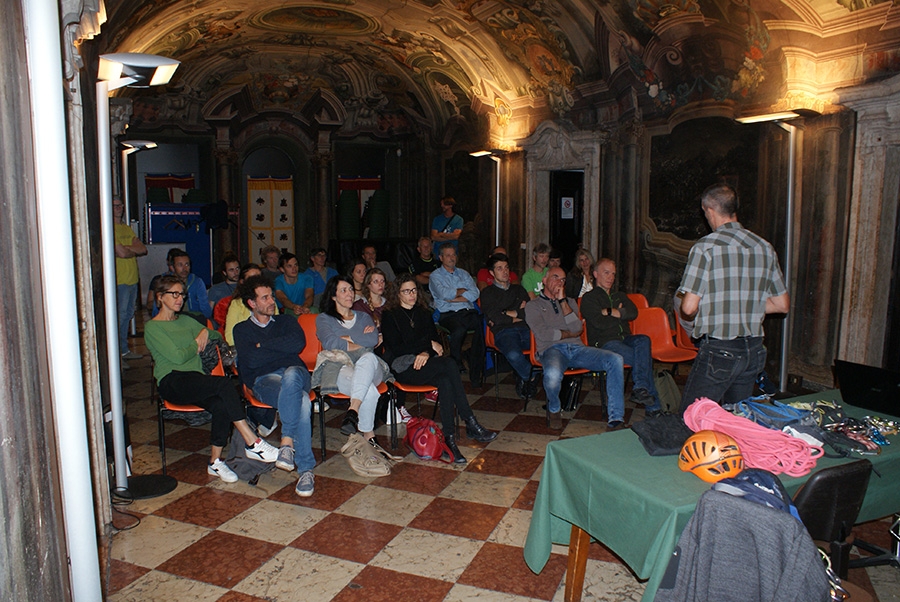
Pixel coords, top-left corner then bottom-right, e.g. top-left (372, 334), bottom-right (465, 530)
top-left (93, 0), bottom-right (900, 147)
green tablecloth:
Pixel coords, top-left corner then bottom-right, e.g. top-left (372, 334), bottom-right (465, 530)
top-left (523, 390), bottom-right (900, 602)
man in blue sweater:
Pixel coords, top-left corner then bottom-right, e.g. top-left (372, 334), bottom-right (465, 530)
top-left (233, 275), bottom-right (315, 497)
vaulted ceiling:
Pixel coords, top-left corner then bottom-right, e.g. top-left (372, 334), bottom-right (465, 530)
top-left (92, 0), bottom-right (900, 149)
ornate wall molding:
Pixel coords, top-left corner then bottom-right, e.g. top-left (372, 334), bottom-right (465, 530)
top-left (520, 120), bottom-right (608, 257)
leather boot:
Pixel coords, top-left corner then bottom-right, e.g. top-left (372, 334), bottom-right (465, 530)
top-left (444, 434), bottom-right (467, 464)
top-left (465, 415), bottom-right (498, 442)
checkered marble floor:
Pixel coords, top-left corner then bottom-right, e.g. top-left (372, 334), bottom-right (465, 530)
top-left (110, 339), bottom-right (900, 602)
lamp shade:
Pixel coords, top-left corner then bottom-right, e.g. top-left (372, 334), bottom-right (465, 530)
top-left (99, 53), bottom-right (180, 87)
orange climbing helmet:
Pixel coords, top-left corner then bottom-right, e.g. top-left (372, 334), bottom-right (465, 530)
top-left (678, 430), bottom-right (744, 483)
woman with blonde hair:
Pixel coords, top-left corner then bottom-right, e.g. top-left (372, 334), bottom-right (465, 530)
top-left (566, 248), bottom-right (595, 299)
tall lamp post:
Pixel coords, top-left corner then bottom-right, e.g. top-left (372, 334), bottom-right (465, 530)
top-left (736, 111), bottom-right (799, 393)
top-left (98, 53), bottom-right (179, 498)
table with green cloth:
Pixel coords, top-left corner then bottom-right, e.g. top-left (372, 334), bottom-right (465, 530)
top-left (523, 390), bottom-right (900, 602)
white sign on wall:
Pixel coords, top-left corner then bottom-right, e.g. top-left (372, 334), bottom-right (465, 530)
top-left (561, 196), bottom-right (574, 220)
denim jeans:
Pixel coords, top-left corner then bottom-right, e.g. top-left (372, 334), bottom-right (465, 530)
top-left (336, 353), bottom-right (383, 433)
top-left (116, 283), bottom-right (138, 353)
top-left (252, 366), bottom-right (315, 472)
top-left (680, 336), bottom-right (766, 412)
top-left (603, 335), bottom-right (661, 412)
top-left (539, 343), bottom-right (624, 420)
top-left (493, 324), bottom-right (533, 381)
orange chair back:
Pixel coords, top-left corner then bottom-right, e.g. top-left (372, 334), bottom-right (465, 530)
top-left (627, 293), bottom-right (650, 309)
top-left (675, 314), bottom-right (697, 351)
top-left (631, 307), bottom-right (697, 363)
top-left (297, 314), bottom-right (321, 371)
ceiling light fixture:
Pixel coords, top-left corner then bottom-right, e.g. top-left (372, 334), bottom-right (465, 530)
top-left (735, 111), bottom-right (799, 124)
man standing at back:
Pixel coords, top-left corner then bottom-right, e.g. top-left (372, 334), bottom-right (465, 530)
top-left (114, 196), bottom-right (147, 364)
top-left (431, 196), bottom-right (463, 257)
top-left (233, 275), bottom-right (316, 497)
top-left (678, 183), bottom-right (789, 410)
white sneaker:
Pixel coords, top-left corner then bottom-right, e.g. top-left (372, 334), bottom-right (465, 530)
top-left (312, 400), bottom-right (330, 413)
top-left (245, 438), bottom-right (279, 463)
top-left (258, 418), bottom-right (278, 438)
top-left (397, 406), bottom-right (413, 424)
top-left (208, 458), bottom-right (238, 483)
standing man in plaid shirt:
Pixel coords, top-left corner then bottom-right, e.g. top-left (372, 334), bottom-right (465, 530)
top-left (678, 184), bottom-right (790, 411)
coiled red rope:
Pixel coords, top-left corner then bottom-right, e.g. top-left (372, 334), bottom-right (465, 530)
top-left (684, 398), bottom-right (824, 477)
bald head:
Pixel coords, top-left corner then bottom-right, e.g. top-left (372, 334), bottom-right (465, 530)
top-left (542, 267), bottom-right (567, 298)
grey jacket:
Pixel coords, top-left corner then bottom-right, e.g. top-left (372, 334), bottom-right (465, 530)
top-left (524, 294), bottom-right (583, 356)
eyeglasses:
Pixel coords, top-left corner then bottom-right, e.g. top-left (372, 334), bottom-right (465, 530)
top-left (399, 288), bottom-right (418, 295)
top-left (162, 291), bottom-right (187, 299)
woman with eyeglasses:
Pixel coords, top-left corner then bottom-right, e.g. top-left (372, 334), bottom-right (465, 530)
top-left (145, 275), bottom-right (279, 483)
top-left (352, 267), bottom-right (413, 423)
top-left (315, 275), bottom-right (393, 443)
top-left (381, 273), bottom-right (497, 463)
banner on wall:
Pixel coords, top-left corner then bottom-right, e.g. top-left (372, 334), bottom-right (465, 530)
top-left (146, 173), bottom-right (195, 204)
top-left (247, 176), bottom-right (294, 261)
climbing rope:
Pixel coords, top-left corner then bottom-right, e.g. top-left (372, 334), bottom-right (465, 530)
top-left (684, 398), bottom-right (824, 477)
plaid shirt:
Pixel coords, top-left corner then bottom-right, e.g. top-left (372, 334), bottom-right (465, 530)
top-left (679, 221), bottom-right (787, 340)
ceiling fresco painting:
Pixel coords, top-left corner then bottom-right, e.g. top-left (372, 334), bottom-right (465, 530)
top-left (95, 0), bottom-right (900, 146)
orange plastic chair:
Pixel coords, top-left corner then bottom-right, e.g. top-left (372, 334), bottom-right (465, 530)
top-left (155, 346), bottom-right (226, 474)
top-left (627, 293), bottom-right (650, 309)
top-left (630, 307), bottom-right (697, 370)
top-left (483, 324), bottom-right (503, 402)
top-left (674, 314), bottom-right (698, 352)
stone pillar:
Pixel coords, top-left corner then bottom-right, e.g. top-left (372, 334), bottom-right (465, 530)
top-left (621, 119), bottom-right (643, 292)
top-left (312, 151), bottom-right (334, 247)
top-left (836, 74), bottom-right (900, 365)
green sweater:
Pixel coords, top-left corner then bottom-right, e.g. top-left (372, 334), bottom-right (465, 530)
top-left (145, 315), bottom-right (222, 384)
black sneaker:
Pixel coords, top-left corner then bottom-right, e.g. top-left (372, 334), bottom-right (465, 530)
top-left (631, 388), bottom-right (654, 405)
top-left (340, 409), bottom-right (359, 436)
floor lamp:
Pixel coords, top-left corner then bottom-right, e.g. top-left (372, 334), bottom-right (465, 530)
top-left (736, 111), bottom-right (799, 392)
top-left (98, 53), bottom-right (179, 499)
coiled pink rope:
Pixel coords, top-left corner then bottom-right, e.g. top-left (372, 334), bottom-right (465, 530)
top-left (684, 398), bottom-right (824, 477)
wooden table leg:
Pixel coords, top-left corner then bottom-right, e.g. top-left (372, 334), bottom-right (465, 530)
top-left (565, 524), bottom-right (591, 602)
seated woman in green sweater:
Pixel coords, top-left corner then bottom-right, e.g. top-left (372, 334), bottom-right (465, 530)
top-left (145, 275), bottom-right (279, 483)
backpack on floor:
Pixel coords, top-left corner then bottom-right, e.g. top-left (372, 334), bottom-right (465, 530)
top-left (404, 417), bottom-right (454, 463)
top-left (225, 427), bottom-right (275, 485)
top-left (654, 370), bottom-right (681, 413)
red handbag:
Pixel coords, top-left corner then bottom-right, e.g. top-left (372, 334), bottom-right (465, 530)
top-left (404, 416), bottom-right (454, 463)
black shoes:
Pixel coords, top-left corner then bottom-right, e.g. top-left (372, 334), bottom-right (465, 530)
top-left (465, 416), bottom-right (497, 442)
top-left (516, 376), bottom-right (538, 399)
top-left (340, 409), bottom-right (359, 435)
top-left (444, 434), bottom-right (467, 464)
top-left (631, 388), bottom-right (654, 405)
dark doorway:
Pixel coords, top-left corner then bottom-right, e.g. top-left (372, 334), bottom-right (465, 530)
top-left (549, 170), bottom-right (584, 270)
